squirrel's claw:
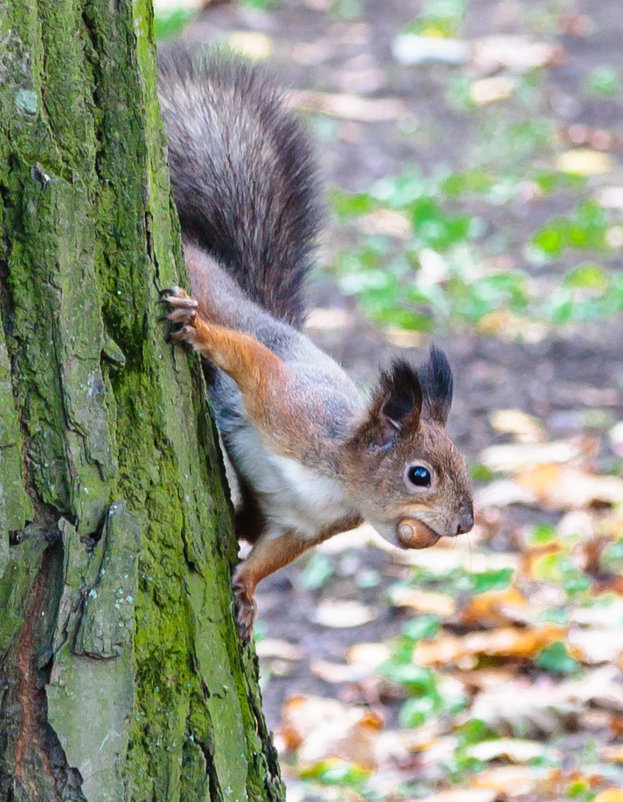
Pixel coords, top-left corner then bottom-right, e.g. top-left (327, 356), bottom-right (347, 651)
top-left (171, 325), bottom-right (197, 343)
top-left (166, 306), bottom-right (197, 324)
top-left (158, 286), bottom-right (198, 308)
top-left (159, 287), bottom-right (199, 345)
top-left (233, 579), bottom-right (258, 644)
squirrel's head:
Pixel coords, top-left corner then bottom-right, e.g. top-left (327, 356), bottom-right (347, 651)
top-left (343, 347), bottom-right (473, 550)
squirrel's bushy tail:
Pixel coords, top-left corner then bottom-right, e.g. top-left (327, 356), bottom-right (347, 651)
top-left (157, 47), bottom-right (322, 328)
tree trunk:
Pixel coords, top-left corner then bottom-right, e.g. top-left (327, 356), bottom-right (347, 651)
top-left (0, 2), bottom-right (283, 800)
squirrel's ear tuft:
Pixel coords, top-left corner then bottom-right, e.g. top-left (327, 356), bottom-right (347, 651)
top-left (418, 345), bottom-right (453, 426)
top-left (364, 359), bottom-right (422, 448)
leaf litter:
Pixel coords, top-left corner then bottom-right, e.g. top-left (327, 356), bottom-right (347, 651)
top-left (265, 399), bottom-right (623, 800)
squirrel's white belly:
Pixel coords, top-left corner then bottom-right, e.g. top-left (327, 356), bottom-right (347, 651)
top-left (229, 425), bottom-right (354, 539)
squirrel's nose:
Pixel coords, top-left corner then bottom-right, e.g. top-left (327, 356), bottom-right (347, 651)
top-left (456, 504), bottom-right (474, 535)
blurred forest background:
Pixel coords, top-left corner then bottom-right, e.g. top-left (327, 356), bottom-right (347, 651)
top-left (155, 1), bottom-right (623, 800)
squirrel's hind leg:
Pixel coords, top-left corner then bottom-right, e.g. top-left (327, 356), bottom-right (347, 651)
top-left (233, 529), bottom-right (320, 641)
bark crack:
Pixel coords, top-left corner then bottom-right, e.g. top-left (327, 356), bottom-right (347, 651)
top-left (15, 546), bottom-right (59, 799)
top-left (13, 533), bottom-right (87, 802)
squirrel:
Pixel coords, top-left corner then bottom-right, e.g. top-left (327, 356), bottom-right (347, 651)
top-left (157, 47), bottom-right (474, 640)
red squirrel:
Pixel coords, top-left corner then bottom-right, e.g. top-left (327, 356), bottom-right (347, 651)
top-left (157, 48), bottom-right (474, 639)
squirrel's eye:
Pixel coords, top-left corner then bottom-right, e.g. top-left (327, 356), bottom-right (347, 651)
top-left (407, 465), bottom-right (432, 488)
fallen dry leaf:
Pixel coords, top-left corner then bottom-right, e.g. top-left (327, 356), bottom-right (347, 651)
top-left (568, 627), bottom-right (623, 665)
top-left (347, 642), bottom-right (391, 671)
top-left (470, 764), bottom-right (553, 797)
top-left (479, 439), bottom-right (585, 473)
top-left (595, 791), bottom-right (623, 802)
top-left (418, 248), bottom-right (451, 287)
top-left (310, 659), bottom-right (370, 684)
top-left (557, 148), bottom-right (615, 176)
top-left (458, 587), bottom-right (530, 629)
top-left (226, 31), bottom-right (274, 60)
top-left (305, 307), bottom-right (354, 332)
top-left (475, 479), bottom-right (538, 508)
top-left (413, 624), bottom-right (566, 667)
top-left (597, 187), bottom-right (623, 210)
top-left (357, 209), bottom-right (411, 239)
top-left (476, 309), bottom-right (548, 342)
top-left (571, 597), bottom-right (623, 627)
top-left (277, 695), bottom-right (383, 769)
top-left (383, 327), bottom-right (427, 349)
top-left (455, 667), bottom-right (517, 693)
top-left (375, 723), bottom-right (443, 760)
top-left (417, 791), bottom-right (497, 802)
top-left (289, 89), bottom-right (409, 122)
top-left (255, 638), bottom-right (305, 661)
top-left (466, 737), bottom-right (560, 764)
top-left (609, 421), bottom-right (623, 458)
top-left (489, 409), bottom-right (546, 443)
top-left (392, 34), bottom-right (469, 66)
top-left (469, 76), bottom-right (517, 105)
top-left (570, 666), bottom-right (623, 714)
top-left (600, 744), bottom-right (623, 764)
top-left (312, 599), bottom-right (378, 628)
top-left (515, 464), bottom-right (623, 510)
top-left (388, 586), bottom-right (456, 617)
top-left (471, 35), bottom-right (563, 73)
top-left (470, 668), bottom-right (623, 737)
top-left (556, 509), bottom-right (598, 543)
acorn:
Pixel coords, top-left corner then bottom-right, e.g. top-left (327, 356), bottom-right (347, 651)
top-left (396, 517), bottom-right (440, 549)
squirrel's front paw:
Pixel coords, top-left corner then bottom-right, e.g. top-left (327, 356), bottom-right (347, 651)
top-left (159, 286), bottom-right (199, 345)
top-left (232, 577), bottom-right (258, 644)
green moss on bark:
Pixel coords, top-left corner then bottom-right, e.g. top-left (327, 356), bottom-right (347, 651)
top-left (0, 1), bottom-right (284, 799)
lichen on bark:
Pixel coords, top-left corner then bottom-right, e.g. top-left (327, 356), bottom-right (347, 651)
top-left (0, 1), bottom-right (283, 800)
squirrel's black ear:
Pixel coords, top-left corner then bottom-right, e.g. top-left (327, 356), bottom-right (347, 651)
top-left (418, 345), bottom-right (453, 426)
top-left (366, 359), bottom-right (423, 448)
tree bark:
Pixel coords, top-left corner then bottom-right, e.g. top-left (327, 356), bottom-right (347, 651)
top-left (0, 2), bottom-right (283, 800)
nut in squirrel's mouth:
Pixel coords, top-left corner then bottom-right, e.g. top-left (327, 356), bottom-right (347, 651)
top-left (396, 517), bottom-right (440, 550)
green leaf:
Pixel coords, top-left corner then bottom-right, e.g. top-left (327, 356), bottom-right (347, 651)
top-left (440, 169), bottom-right (495, 197)
top-left (462, 567), bottom-right (514, 594)
top-left (532, 224), bottom-right (567, 257)
top-left (528, 524), bottom-right (558, 545)
top-left (300, 760), bottom-right (371, 785)
top-left (399, 693), bottom-right (439, 727)
top-left (535, 607), bottom-right (568, 625)
top-left (298, 552), bottom-right (335, 590)
top-left (153, 9), bottom-right (196, 39)
top-left (587, 66), bottom-right (621, 97)
top-left (402, 615), bottom-right (440, 642)
top-left (242, 0), bottom-right (285, 8)
top-left (470, 462), bottom-right (495, 481)
top-left (600, 538), bottom-right (623, 573)
top-left (405, 0), bottom-right (467, 37)
top-left (329, 189), bottom-right (377, 219)
top-left (372, 171), bottom-right (428, 207)
top-left (563, 264), bottom-right (609, 291)
top-left (379, 661), bottom-right (437, 691)
top-left (330, 0), bottom-right (364, 20)
top-left (535, 641), bottom-right (579, 675)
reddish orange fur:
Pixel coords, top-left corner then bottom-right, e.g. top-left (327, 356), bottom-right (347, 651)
top-left (181, 316), bottom-right (288, 433)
